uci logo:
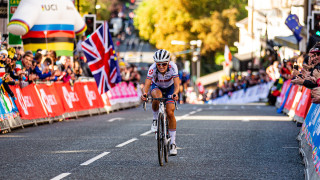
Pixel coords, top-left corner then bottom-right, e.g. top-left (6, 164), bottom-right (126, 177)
top-left (62, 86), bottom-right (79, 109)
top-left (41, 4), bottom-right (58, 11)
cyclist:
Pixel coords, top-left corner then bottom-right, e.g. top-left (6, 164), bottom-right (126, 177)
top-left (141, 49), bottom-right (180, 156)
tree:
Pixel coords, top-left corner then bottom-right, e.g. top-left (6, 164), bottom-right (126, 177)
top-left (134, 0), bottom-right (246, 55)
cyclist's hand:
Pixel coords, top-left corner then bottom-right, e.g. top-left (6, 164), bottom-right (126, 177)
top-left (141, 93), bottom-right (147, 101)
top-left (172, 94), bottom-right (178, 101)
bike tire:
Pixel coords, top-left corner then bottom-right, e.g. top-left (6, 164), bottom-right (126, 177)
top-left (157, 113), bottom-right (164, 166)
top-left (164, 117), bottom-right (169, 163)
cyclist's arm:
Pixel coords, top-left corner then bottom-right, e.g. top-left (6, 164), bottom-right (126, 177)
top-left (143, 78), bottom-right (152, 95)
top-left (173, 77), bottom-right (180, 95)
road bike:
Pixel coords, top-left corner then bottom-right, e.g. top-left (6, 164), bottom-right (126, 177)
top-left (143, 97), bottom-right (177, 166)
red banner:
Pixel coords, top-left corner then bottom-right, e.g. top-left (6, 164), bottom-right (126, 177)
top-left (35, 84), bottom-right (65, 117)
top-left (74, 81), bottom-right (104, 110)
top-left (54, 82), bottom-right (82, 112)
top-left (295, 87), bottom-right (312, 119)
top-left (284, 84), bottom-right (299, 111)
top-left (280, 79), bottom-right (291, 105)
top-left (10, 85), bottom-right (47, 120)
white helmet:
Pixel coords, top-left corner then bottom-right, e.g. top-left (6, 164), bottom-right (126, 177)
top-left (153, 49), bottom-right (170, 63)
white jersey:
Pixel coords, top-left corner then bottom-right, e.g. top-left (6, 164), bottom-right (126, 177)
top-left (146, 61), bottom-right (179, 88)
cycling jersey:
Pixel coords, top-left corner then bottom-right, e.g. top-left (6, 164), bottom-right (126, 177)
top-left (146, 61), bottom-right (179, 88)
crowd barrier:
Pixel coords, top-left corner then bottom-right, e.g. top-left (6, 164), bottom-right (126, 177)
top-left (274, 80), bottom-right (320, 179)
top-left (0, 78), bottom-right (141, 133)
top-left (208, 81), bottom-right (273, 104)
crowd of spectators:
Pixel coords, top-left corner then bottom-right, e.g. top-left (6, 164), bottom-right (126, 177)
top-left (290, 43), bottom-right (320, 104)
top-left (0, 39), bottom-right (96, 99)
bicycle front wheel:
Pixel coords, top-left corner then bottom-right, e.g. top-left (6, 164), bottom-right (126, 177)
top-left (157, 112), bottom-right (164, 166)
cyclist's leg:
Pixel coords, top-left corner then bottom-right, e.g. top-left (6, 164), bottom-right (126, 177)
top-left (164, 84), bottom-right (177, 145)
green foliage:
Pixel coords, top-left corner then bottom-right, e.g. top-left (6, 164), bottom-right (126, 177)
top-left (75, 0), bottom-right (123, 20)
top-left (134, 0), bottom-right (246, 57)
top-left (215, 53), bottom-right (225, 65)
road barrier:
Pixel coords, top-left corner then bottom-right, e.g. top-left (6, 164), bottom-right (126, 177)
top-left (275, 80), bottom-right (319, 179)
top-left (208, 81), bottom-right (273, 104)
top-left (0, 78), bottom-right (141, 133)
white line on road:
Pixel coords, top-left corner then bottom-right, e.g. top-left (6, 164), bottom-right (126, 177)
top-left (189, 111), bottom-right (197, 115)
top-left (51, 173), bottom-right (71, 180)
top-left (241, 106), bottom-right (245, 109)
top-left (116, 138), bottom-right (138, 147)
top-left (140, 130), bottom-right (152, 136)
top-left (108, 117), bottom-right (124, 122)
top-left (196, 108), bottom-right (202, 112)
top-left (224, 106), bottom-right (229, 109)
top-left (80, 152), bottom-right (110, 166)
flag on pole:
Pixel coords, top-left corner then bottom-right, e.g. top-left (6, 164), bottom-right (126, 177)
top-left (81, 21), bottom-right (121, 94)
top-left (224, 45), bottom-right (232, 66)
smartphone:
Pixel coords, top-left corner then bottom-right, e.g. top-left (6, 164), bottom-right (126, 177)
top-left (294, 65), bottom-right (299, 70)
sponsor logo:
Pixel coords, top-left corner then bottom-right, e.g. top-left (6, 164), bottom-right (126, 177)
top-left (16, 88), bottom-right (28, 115)
top-left (148, 69), bottom-right (153, 75)
top-left (39, 89), bottom-right (57, 113)
top-left (42, 4), bottom-right (58, 11)
top-left (310, 105), bottom-right (320, 126)
top-left (84, 85), bottom-right (96, 106)
top-left (62, 86), bottom-right (79, 109)
top-left (297, 90), bottom-right (308, 111)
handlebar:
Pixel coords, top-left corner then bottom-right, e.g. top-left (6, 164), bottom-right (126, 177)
top-left (143, 97), bottom-right (178, 111)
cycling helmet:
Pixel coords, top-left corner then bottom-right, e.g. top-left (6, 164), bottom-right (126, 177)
top-left (153, 49), bottom-right (170, 63)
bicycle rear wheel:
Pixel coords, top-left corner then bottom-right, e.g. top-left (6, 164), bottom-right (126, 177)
top-left (157, 113), bottom-right (164, 166)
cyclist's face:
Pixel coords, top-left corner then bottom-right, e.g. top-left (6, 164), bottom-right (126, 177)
top-left (156, 62), bottom-right (168, 73)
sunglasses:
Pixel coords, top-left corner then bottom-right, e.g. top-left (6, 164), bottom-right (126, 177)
top-left (156, 63), bottom-right (168, 67)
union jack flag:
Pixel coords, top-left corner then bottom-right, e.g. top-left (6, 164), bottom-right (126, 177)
top-left (81, 21), bottom-right (121, 94)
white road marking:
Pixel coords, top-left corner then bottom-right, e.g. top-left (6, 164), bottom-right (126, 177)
top-left (189, 111), bottom-right (197, 115)
top-left (241, 106), bottom-right (245, 109)
top-left (242, 119), bottom-right (250, 122)
top-left (116, 138), bottom-right (138, 147)
top-left (108, 117), bottom-right (124, 122)
top-left (80, 152), bottom-right (110, 166)
top-left (257, 106), bottom-right (261, 109)
top-left (196, 108), bottom-right (202, 112)
top-left (180, 115), bottom-right (292, 121)
top-left (224, 106), bottom-right (229, 109)
top-left (51, 173), bottom-right (71, 180)
top-left (140, 130), bottom-right (152, 136)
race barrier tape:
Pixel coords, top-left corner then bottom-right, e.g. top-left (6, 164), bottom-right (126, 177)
top-left (0, 79), bottom-right (141, 132)
top-left (208, 81), bottom-right (273, 104)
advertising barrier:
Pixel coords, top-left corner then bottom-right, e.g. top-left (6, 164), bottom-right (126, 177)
top-left (283, 84), bottom-right (299, 114)
top-left (209, 82), bottom-right (273, 104)
top-left (7, 80), bottom-right (140, 121)
top-left (294, 88), bottom-right (312, 122)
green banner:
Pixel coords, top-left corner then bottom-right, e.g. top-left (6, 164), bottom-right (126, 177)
top-left (8, 0), bottom-right (22, 46)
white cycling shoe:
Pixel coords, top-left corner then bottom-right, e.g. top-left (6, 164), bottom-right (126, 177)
top-left (170, 144), bottom-right (177, 156)
top-left (151, 120), bottom-right (157, 132)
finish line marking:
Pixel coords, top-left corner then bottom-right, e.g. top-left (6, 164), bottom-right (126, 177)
top-left (51, 173), bottom-right (71, 180)
top-left (80, 152), bottom-right (110, 166)
top-left (116, 138), bottom-right (138, 147)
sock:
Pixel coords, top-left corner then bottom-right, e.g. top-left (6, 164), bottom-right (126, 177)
top-left (169, 130), bottom-right (176, 145)
top-left (153, 110), bottom-right (159, 120)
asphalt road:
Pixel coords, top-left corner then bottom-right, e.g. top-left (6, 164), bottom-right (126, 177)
top-left (0, 103), bottom-right (304, 180)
